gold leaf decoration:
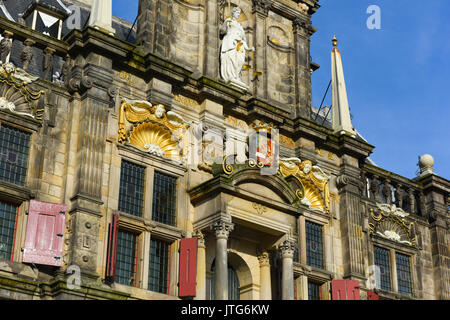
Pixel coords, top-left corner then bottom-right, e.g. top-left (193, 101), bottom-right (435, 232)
top-left (128, 122), bottom-right (180, 160)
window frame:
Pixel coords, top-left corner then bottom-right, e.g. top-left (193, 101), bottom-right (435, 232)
top-left (0, 117), bottom-right (40, 264)
top-left (110, 145), bottom-right (187, 296)
top-left (370, 241), bottom-right (416, 298)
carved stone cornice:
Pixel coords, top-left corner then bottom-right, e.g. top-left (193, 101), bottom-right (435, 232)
top-left (211, 219), bottom-right (234, 240)
top-left (336, 174), bottom-right (363, 191)
top-left (252, 0), bottom-right (272, 16)
top-left (278, 239), bottom-right (296, 259)
top-left (292, 17), bottom-right (316, 37)
top-left (257, 250), bottom-right (270, 267)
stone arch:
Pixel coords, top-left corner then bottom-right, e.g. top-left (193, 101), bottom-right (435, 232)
top-left (229, 168), bottom-right (299, 205)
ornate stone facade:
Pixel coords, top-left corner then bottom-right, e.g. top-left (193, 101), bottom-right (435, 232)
top-left (0, 0), bottom-right (447, 302)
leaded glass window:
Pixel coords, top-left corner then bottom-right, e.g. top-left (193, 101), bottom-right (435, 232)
top-left (308, 282), bottom-right (321, 300)
top-left (116, 230), bottom-right (137, 286)
top-left (0, 124), bottom-right (31, 186)
top-left (396, 252), bottom-right (412, 296)
top-left (152, 172), bottom-right (177, 226)
top-left (148, 239), bottom-right (169, 294)
top-left (118, 160), bottom-right (145, 217)
top-left (0, 201), bottom-right (17, 260)
top-left (374, 246), bottom-right (391, 291)
top-left (306, 221), bottom-right (323, 269)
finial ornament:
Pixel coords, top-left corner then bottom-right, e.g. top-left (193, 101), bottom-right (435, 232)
top-left (332, 35), bottom-right (338, 47)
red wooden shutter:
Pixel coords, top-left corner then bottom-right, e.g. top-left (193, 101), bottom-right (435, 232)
top-left (179, 237), bottom-right (197, 298)
top-left (367, 290), bottom-right (379, 300)
top-left (346, 280), bottom-right (361, 300)
top-left (22, 200), bottom-right (66, 267)
top-left (332, 280), bottom-right (361, 300)
top-left (331, 280), bottom-right (347, 300)
top-left (105, 214), bottom-right (119, 282)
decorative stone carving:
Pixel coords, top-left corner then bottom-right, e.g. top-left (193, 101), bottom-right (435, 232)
top-left (212, 220), bottom-right (234, 240)
top-left (252, 202), bottom-right (267, 215)
top-left (20, 39), bottom-right (35, 71)
top-left (195, 230), bottom-right (206, 247)
top-left (118, 98), bottom-right (189, 161)
top-left (0, 62), bottom-right (44, 120)
top-left (257, 250), bottom-right (270, 267)
top-left (292, 17), bottom-right (315, 37)
top-left (0, 31), bottom-right (13, 63)
top-left (279, 158), bottom-right (330, 212)
top-left (369, 204), bottom-right (416, 246)
top-left (219, 7), bottom-right (255, 90)
top-left (60, 54), bottom-right (72, 84)
top-left (418, 154), bottom-right (434, 176)
top-left (43, 47), bottom-right (56, 81)
top-left (299, 3), bottom-right (309, 14)
top-left (252, 0), bottom-right (272, 15)
top-left (278, 239), bottom-right (296, 259)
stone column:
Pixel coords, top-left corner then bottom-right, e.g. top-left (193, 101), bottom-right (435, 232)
top-left (279, 239), bottom-right (295, 300)
top-left (212, 219), bottom-right (234, 300)
top-left (252, 0), bottom-right (271, 99)
top-left (204, 0), bottom-right (219, 78)
top-left (257, 251), bottom-right (271, 300)
top-left (195, 231), bottom-right (207, 300)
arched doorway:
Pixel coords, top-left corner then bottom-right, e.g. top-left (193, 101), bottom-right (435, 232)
top-left (208, 260), bottom-right (240, 300)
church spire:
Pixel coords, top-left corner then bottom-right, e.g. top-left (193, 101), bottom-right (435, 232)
top-left (88, 0), bottom-right (115, 35)
top-left (331, 36), bottom-right (356, 137)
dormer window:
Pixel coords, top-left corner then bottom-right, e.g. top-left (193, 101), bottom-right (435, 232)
top-left (21, 0), bottom-right (71, 40)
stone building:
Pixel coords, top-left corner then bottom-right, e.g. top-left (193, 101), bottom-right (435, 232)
top-left (0, 0), bottom-right (448, 300)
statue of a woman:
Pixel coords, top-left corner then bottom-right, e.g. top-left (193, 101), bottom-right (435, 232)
top-left (219, 7), bottom-right (254, 89)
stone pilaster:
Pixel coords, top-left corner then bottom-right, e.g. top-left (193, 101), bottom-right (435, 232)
top-left (336, 172), bottom-right (367, 281)
top-left (278, 239), bottom-right (295, 300)
top-left (257, 250), bottom-right (271, 300)
top-left (292, 16), bottom-right (315, 119)
top-left (252, 0), bottom-right (271, 99)
top-left (195, 230), bottom-right (207, 300)
top-left (212, 219), bottom-right (234, 300)
top-left (204, 0), bottom-right (219, 78)
top-left (137, 0), bottom-right (156, 53)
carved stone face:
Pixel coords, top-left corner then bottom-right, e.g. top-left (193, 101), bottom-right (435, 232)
top-left (155, 105), bottom-right (165, 118)
top-left (303, 163), bottom-right (311, 174)
top-left (232, 8), bottom-right (241, 20)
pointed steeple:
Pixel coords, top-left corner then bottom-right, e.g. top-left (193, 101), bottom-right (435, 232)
top-left (331, 36), bottom-right (356, 137)
top-left (88, 0), bottom-right (115, 35)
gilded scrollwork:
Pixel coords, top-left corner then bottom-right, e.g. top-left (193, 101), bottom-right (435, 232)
top-left (279, 158), bottom-right (331, 213)
top-left (0, 62), bottom-right (45, 121)
top-left (369, 203), bottom-right (417, 246)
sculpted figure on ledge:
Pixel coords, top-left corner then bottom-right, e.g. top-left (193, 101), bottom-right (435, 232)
top-left (219, 7), bottom-right (254, 90)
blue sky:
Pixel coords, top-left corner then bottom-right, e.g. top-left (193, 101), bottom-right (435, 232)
top-left (112, 0), bottom-right (449, 180)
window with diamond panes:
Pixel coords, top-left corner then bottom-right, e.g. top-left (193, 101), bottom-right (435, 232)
top-left (116, 230), bottom-right (138, 286)
top-left (0, 124), bottom-right (31, 186)
top-left (0, 201), bottom-right (17, 260)
top-left (396, 252), bottom-right (412, 296)
top-left (152, 172), bottom-right (177, 226)
top-left (148, 239), bottom-right (169, 294)
top-left (306, 221), bottom-right (323, 269)
top-left (308, 281), bottom-right (321, 300)
top-left (374, 246), bottom-right (391, 291)
top-left (118, 160), bottom-right (145, 217)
